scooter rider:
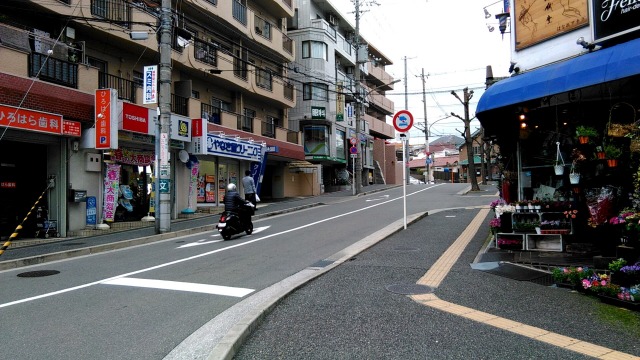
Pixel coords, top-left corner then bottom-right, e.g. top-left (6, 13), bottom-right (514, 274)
top-left (223, 183), bottom-right (252, 224)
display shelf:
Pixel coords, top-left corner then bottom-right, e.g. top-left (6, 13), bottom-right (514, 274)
top-left (512, 212), bottom-right (540, 233)
top-left (495, 233), bottom-right (525, 250)
top-left (526, 234), bottom-right (563, 252)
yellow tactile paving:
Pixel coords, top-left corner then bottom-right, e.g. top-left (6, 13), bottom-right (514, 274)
top-left (408, 207), bottom-right (640, 360)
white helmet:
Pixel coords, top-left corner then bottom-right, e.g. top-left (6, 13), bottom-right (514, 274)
top-left (226, 183), bottom-right (236, 191)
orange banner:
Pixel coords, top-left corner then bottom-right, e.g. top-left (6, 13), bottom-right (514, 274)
top-left (95, 89), bottom-right (113, 149)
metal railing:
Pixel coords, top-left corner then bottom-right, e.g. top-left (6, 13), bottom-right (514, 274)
top-left (238, 115), bottom-right (253, 132)
top-left (171, 94), bottom-right (189, 116)
top-left (282, 34), bottom-right (293, 55)
top-left (261, 121), bottom-right (275, 138)
top-left (255, 69), bottom-right (273, 91)
top-left (201, 103), bottom-right (221, 124)
top-left (232, 1), bottom-right (247, 26)
top-left (91, 0), bottom-right (131, 28)
top-left (29, 53), bottom-right (78, 88)
top-left (284, 83), bottom-right (294, 100)
top-left (194, 38), bottom-right (217, 66)
top-left (99, 72), bottom-right (136, 103)
top-left (254, 14), bottom-right (272, 40)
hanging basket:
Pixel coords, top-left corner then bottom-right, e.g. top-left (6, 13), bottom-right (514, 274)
top-left (607, 102), bottom-right (638, 138)
top-left (554, 165), bottom-right (565, 175)
top-left (630, 139), bottom-right (640, 152)
top-left (569, 173), bottom-right (580, 184)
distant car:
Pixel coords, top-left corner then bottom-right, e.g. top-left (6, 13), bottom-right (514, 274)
top-left (409, 177), bottom-right (425, 184)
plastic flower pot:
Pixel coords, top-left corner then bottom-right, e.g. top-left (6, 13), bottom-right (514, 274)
top-left (569, 173), bottom-right (580, 184)
top-left (554, 165), bottom-right (564, 175)
top-left (607, 159), bottom-right (618, 168)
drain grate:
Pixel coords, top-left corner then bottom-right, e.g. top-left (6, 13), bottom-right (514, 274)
top-left (17, 270), bottom-right (60, 278)
top-left (385, 283), bottom-right (434, 295)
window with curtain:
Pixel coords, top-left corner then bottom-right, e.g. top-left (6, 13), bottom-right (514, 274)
top-left (302, 41), bottom-right (328, 60)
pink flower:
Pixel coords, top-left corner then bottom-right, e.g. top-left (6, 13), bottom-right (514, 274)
top-left (600, 280), bottom-right (607, 286)
top-left (582, 279), bottom-right (591, 289)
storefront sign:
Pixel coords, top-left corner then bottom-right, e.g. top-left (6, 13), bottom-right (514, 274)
top-left (86, 196), bottom-right (97, 226)
top-left (171, 114), bottom-right (191, 142)
top-left (593, 0), bottom-right (640, 42)
top-left (514, 0), bottom-right (588, 50)
top-left (336, 82), bottom-right (344, 121)
top-left (159, 178), bottom-right (170, 193)
top-left (143, 65), bottom-right (157, 105)
top-left (0, 181), bottom-right (16, 188)
top-left (103, 164), bottom-right (121, 222)
top-left (0, 104), bottom-right (80, 136)
top-left (95, 89), bottom-right (119, 149)
top-left (311, 106), bottom-right (326, 120)
top-left (111, 148), bottom-right (154, 166)
top-left (121, 102), bottom-right (149, 134)
top-left (62, 120), bottom-right (81, 137)
top-left (204, 133), bottom-right (263, 162)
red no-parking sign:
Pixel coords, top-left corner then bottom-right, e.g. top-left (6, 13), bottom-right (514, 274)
top-left (393, 110), bottom-right (413, 132)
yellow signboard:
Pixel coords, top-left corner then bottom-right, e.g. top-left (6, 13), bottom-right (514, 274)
top-left (514, 0), bottom-right (588, 50)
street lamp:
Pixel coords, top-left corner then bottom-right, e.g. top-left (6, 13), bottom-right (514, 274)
top-left (353, 79), bottom-right (401, 195)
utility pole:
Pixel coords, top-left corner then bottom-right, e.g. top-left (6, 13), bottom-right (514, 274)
top-left (353, 0), bottom-right (363, 195)
top-left (419, 68), bottom-right (430, 183)
top-left (156, 0), bottom-right (172, 232)
top-left (450, 87), bottom-right (480, 191)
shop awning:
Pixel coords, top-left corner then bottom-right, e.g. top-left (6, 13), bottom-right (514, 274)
top-left (477, 37), bottom-right (640, 114)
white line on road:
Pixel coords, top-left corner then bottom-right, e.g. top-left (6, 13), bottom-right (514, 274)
top-left (0, 184), bottom-right (444, 309)
top-left (177, 226), bottom-right (271, 248)
top-left (102, 277), bottom-right (254, 297)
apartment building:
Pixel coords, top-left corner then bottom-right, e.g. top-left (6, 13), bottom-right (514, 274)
top-left (286, 0), bottom-right (397, 191)
top-left (0, 0), bottom-right (306, 238)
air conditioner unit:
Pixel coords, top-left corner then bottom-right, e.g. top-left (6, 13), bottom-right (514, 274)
top-left (328, 14), bottom-right (337, 26)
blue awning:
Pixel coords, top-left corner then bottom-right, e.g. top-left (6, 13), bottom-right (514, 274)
top-left (477, 37), bottom-right (640, 114)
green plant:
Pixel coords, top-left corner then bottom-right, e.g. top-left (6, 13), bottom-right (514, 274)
top-left (576, 125), bottom-right (599, 137)
top-left (604, 144), bottom-right (623, 159)
top-left (609, 258), bottom-right (628, 272)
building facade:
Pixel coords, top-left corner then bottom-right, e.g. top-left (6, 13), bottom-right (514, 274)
top-left (0, 0), bottom-right (305, 239)
top-left (286, 0), bottom-right (398, 191)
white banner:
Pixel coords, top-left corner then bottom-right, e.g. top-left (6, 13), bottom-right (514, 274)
top-left (143, 65), bottom-right (157, 105)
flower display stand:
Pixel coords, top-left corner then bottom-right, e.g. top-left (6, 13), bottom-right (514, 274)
top-left (496, 233), bottom-right (525, 250)
top-left (526, 234), bottom-right (563, 252)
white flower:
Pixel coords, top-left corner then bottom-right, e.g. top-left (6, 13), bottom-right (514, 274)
top-left (495, 204), bottom-right (515, 217)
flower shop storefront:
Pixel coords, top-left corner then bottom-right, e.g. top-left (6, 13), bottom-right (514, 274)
top-left (478, 38), bottom-right (640, 262)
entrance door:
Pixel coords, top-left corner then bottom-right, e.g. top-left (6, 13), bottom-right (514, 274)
top-left (0, 141), bottom-right (47, 239)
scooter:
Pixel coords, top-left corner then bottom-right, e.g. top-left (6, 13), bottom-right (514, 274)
top-left (216, 202), bottom-right (254, 240)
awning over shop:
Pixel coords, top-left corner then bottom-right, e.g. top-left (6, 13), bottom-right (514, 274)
top-left (477, 37), bottom-right (640, 114)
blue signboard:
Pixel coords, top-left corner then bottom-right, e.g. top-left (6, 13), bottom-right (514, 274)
top-left (86, 196), bottom-right (97, 226)
top-left (205, 134), bottom-right (262, 162)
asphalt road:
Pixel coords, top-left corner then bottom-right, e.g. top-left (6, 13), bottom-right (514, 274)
top-left (0, 183), bottom-right (489, 359)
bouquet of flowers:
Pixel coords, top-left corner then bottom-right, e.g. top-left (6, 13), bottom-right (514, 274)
top-left (618, 285), bottom-right (640, 302)
top-left (489, 217), bottom-right (501, 234)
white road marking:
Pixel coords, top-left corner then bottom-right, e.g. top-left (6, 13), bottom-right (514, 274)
top-left (445, 215), bottom-right (456, 218)
top-left (366, 194), bottom-right (390, 202)
top-left (102, 277), bottom-right (254, 297)
top-left (0, 184), bottom-right (445, 309)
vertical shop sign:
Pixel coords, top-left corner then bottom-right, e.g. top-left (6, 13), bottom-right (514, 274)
top-left (95, 89), bottom-right (118, 149)
top-left (149, 177), bottom-right (155, 214)
top-left (86, 196), bottom-right (97, 226)
top-left (188, 162), bottom-right (199, 210)
top-left (103, 164), bottom-right (121, 222)
top-left (143, 65), bottom-right (157, 105)
top-left (336, 82), bottom-right (344, 121)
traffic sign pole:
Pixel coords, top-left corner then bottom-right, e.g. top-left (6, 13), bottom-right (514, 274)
top-left (394, 110), bottom-right (413, 231)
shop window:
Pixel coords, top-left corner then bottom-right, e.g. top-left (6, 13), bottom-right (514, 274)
top-left (304, 125), bottom-right (329, 156)
top-left (336, 129), bottom-right (346, 160)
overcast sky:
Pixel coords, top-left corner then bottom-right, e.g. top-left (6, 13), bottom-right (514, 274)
top-left (333, 0), bottom-right (512, 144)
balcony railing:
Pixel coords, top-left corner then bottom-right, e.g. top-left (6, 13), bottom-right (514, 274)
top-left (29, 53), bottom-right (78, 88)
top-left (99, 72), bottom-right (136, 103)
top-left (261, 121), bottom-right (275, 138)
top-left (91, 0), bottom-right (131, 28)
top-left (201, 103), bottom-right (221, 124)
top-left (255, 69), bottom-right (273, 91)
top-left (282, 34), bottom-right (293, 55)
top-left (232, 1), bottom-right (247, 26)
top-left (234, 56), bottom-right (248, 80)
top-left (282, 0), bottom-right (292, 8)
top-left (254, 15), bottom-right (272, 40)
top-left (284, 83), bottom-right (294, 101)
top-left (171, 94), bottom-right (189, 116)
top-left (194, 38), bottom-right (217, 66)
top-left (238, 116), bottom-right (253, 132)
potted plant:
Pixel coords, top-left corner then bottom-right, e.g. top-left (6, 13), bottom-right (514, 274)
top-left (604, 143), bottom-right (623, 167)
top-left (595, 145), bottom-right (606, 160)
top-left (576, 125), bottom-right (598, 144)
top-left (554, 142), bottom-right (565, 175)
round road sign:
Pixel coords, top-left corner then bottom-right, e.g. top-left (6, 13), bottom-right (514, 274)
top-left (349, 137), bottom-right (357, 145)
top-left (349, 146), bottom-right (358, 154)
top-left (393, 110), bottom-right (414, 133)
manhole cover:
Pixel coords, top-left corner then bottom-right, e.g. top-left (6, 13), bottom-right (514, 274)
top-left (385, 283), bottom-right (434, 295)
top-left (61, 242), bottom-right (85, 246)
top-left (393, 246), bottom-right (420, 252)
top-left (17, 270), bottom-right (60, 278)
